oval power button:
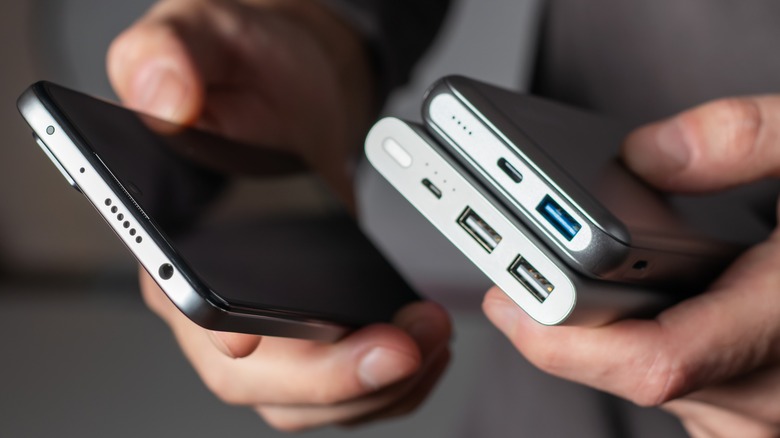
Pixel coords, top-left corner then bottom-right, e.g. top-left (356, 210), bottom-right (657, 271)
top-left (382, 138), bottom-right (412, 168)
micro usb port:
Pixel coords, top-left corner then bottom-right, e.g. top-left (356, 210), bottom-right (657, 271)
top-left (422, 178), bottom-right (442, 199)
top-left (457, 207), bottom-right (502, 253)
top-left (536, 195), bottom-right (581, 241)
top-left (508, 255), bottom-right (554, 302)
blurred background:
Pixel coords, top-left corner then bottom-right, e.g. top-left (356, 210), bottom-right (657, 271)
top-left (0, 1), bottom-right (595, 437)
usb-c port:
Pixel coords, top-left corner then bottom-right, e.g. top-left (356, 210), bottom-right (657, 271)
top-left (498, 158), bottom-right (523, 183)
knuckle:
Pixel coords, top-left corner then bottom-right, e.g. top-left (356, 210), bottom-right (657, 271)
top-left (631, 351), bottom-right (691, 407)
top-left (525, 343), bottom-right (569, 376)
top-left (256, 408), bottom-right (308, 433)
top-left (715, 98), bottom-right (762, 154)
top-left (686, 98), bottom-right (763, 162)
top-left (107, 30), bottom-right (132, 61)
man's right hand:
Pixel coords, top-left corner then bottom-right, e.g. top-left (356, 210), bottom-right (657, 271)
top-left (109, 0), bottom-right (452, 431)
top-left (108, 0), bottom-right (376, 200)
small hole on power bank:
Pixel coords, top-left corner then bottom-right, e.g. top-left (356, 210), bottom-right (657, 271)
top-left (633, 261), bottom-right (649, 271)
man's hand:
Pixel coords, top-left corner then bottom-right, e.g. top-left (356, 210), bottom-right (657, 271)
top-left (109, 0), bottom-right (451, 430)
top-left (484, 96), bottom-right (780, 437)
top-left (140, 272), bottom-right (450, 431)
top-left (108, 0), bottom-right (376, 201)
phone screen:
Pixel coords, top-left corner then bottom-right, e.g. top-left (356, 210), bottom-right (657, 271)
top-left (41, 82), bottom-right (418, 327)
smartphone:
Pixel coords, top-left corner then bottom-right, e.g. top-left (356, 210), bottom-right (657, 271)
top-left (366, 117), bottom-right (683, 325)
top-left (422, 76), bottom-right (771, 286)
top-left (17, 81), bottom-right (419, 341)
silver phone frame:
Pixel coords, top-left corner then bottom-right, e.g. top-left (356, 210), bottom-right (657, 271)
top-left (18, 84), bottom-right (348, 341)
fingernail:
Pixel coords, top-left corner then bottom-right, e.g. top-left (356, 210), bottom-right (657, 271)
top-left (358, 347), bottom-right (418, 390)
top-left (131, 61), bottom-right (187, 121)
top-left (207, 331), bottom-right (236, 358)
top-left (654, 119), bottom-right (692, 172)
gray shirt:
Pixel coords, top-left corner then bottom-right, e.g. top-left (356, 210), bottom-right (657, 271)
top-left (534, 0), bottom-right (780, 126)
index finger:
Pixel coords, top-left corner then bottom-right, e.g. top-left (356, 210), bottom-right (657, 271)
top-left (107, 0), bottom-right (250, 123)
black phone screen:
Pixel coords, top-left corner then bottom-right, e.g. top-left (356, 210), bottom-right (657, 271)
top-left (41, 82), bottom-right (418, 327)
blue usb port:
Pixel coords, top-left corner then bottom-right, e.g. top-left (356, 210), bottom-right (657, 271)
top-left (536, 195), bottom-right (581, 241)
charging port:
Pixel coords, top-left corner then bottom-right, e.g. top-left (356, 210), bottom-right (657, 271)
top-left (508, 256), bottom-right (554, 302)
top-left (422, 178), bottom-right (443, 199)
top-left (497, 158), bottom-right (523, 183)
top-left (457, 207), bottom-right (502, 253)
top-left (536, 195), bottom-right (581, 241)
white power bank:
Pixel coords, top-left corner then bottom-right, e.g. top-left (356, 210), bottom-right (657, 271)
top-left (365, 117), bottom-right (673, 325)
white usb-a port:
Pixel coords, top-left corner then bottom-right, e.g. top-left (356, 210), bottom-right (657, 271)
top-left (457, 207), bottom-right (502, 253)
top-left (508, 255), bottom-right (554, 302)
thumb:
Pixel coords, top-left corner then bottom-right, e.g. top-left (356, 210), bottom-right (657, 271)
top-left (621, 96), bottom-right (780, 192)
top-left (107, 20), bottom-right (204, 124)
top-left (207, 331), bottom-right (262, 359)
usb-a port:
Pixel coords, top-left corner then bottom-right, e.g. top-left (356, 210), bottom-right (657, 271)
top-left (508, 255), bottom-right (554, 302)
top-left (457, 207), bottom-right (502, 253)
top-left (536, 195), bottom-right (581, 241)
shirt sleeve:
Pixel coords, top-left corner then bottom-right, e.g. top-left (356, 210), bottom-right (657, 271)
top-left (321, 0), bottom-right (452, 99)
